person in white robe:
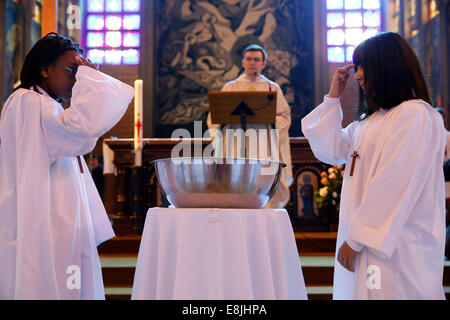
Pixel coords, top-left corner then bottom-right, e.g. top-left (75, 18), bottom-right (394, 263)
top-left (0, 33), bottom-right (134, 299)
top-left (302, 32), bottom-right (446, 299)
top-left (434, 107), bottom-right (450, 164)
top-left (207, 44), bottom-right (292, 208)
top-left (434, 108), bottom-right (450, 261)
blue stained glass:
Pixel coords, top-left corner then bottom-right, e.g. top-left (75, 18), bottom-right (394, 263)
top-left (327, 29), bottom-right (345, 45)
top-left (123, 14), bottom-right (141, 30)
top-left (105, 15), bottom-right (122, 30)
top-left (345, 12), bottom-right (363, 27)
top-left (106, 0), bottom-right (122, 12)
top-left (123, 0), bottom-right (140, 12)
top-left (327, 13), bottom-right (344, 28)
top-left (87, 15), bottom-right (104, 30)
top-left (346, 46), bottom-right (355, 62)
top-left (86, 32), bottom-right (105, 47)
top-left (87, 49), bottom-right (105, 64)
top-left (105, 31), bottom-right (122, 47)
top-left (86, 0), bottom-right (141, 65)
top-left (345, 0), bottom-right (361, 9)
top-left (345, 28), bottom-right (363, 45)
top-left (87, 0), bottom-right (104, 12)
top-left (105, 50), bottom-right (122, 64)
top-left (123, 32), bottom-right (140, 47)
top-left (123, 49), bottom-right (140, 64)
top-left (328, 47), bottom-right (345, 63)
top-left (327, 0), bottom-right (343, 9)
top-left (364, 11), bottom-right (380, 27)
top-left (363, 0), bottom-right (380, 9)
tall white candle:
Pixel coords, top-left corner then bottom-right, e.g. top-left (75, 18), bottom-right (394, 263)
top-left (134, 79), bottom-right (143, 166)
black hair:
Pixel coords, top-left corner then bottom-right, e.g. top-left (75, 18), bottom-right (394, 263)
top-left (242, 44), bottom-right (267, 62)
top-left (17, 32), bottom-right (83, 93)
top-left (352, 32), bottom-right (431, 120)
top-left (434, 107), bottom-right (446, 115)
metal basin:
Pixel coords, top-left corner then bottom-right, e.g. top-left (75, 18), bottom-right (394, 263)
top-left (153, 157), bottom-right (285, 208)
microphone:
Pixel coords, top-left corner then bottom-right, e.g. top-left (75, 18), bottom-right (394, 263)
top-left (250, 71), bottom-right (274, 101)
top-left (262, 75), bottom-right (274, 101)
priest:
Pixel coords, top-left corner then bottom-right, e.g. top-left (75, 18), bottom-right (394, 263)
top-left (301, 32), bottom-right (446, 299)
top-left (207, 44), bottom-right (293, 208)
top-left (0, 33), bottom-right (134, 299)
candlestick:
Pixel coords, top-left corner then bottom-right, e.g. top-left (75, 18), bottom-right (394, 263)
top-left (134, 79), bottom-right (143, 167)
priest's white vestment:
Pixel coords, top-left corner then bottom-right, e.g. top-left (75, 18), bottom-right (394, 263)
top-left (302, 96), bottom-right (446, 299)
top-left (0, 66), bottom-right (134, 299)
top-left (207, 74), bottom-right (293, 208)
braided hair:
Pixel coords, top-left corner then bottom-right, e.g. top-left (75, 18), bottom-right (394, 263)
top-left (17, 32), bottom-right (83, 93)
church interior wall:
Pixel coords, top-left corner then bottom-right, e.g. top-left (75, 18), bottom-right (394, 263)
top-left (0, 0), bottom-right (448, 230)
top-left (0, 0), bottom-right (448, 149)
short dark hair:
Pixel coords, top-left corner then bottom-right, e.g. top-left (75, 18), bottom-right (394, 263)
top-left (352, 32), bottom-right (431, 120)
top-left (242, 44), bottom-right (267, 62)
top-left (17, 32), bottom-right (83, 92)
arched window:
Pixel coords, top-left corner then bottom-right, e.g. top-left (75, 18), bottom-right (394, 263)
top-left (85, 0), bottom-right (141, 65)
top-left (326, 0), bottom-right (382, 63)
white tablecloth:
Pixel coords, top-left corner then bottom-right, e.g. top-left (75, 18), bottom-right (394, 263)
top-left (131, 208), bottom-right (307, 300)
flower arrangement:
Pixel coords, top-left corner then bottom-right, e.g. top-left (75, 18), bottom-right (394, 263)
top-left (314, 165), bottom-right (345, 215)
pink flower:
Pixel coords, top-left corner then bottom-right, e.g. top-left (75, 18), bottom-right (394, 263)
top-left (321, 171), bottom-right (327, 178)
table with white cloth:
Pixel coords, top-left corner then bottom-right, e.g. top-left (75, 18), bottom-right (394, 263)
top-left (131, 208), bottom-right (308, 300)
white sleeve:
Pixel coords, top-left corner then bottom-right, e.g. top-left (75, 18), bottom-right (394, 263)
top-left (347, 103), bottom-right (442, 258)
top-left (301, 96), bottom-right (356, 165)
top-left (274, 83), bottom-right (291, 132)
top-left (41, 66), bottom-right (134, 161)
top-left (221, 82), bottom-right (233, 92)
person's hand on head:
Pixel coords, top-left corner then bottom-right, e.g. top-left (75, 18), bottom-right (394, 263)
top-left (328, 64), bottom-right (355, 98)
top-left (75, 56), bottom-right (99, 71)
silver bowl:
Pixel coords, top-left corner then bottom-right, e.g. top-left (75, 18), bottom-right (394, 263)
top-left (152, 157), bottom-right (286, 208)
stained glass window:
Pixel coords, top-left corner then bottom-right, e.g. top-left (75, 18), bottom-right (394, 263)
top-left (85, 0), bottom-right (141, 65)
top-left (345, 0), bottom-right (361, 10)
top-left (327, 0), bottom-right (382, 63)
top-left (327, 12), bottom-right (344, 28)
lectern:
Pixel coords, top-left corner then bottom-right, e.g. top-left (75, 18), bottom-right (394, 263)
top-left (208, 91), bottom-right (277, 157)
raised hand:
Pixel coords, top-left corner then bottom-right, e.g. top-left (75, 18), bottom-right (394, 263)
top-left (75, 55), bottom-right (99, 71)
top-left (328, 64), bottom-right (355, 98)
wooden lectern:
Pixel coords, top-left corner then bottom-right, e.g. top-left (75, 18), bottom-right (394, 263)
top-left (208, 91), bottom-right (277, 130)
top-left (208, 91), bottom-right (277, 157)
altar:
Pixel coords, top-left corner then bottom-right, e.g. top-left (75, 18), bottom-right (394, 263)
top-left (102, 137), bottom-right (333, 233)
top-left (131, 208), bottom-right (308, 300)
